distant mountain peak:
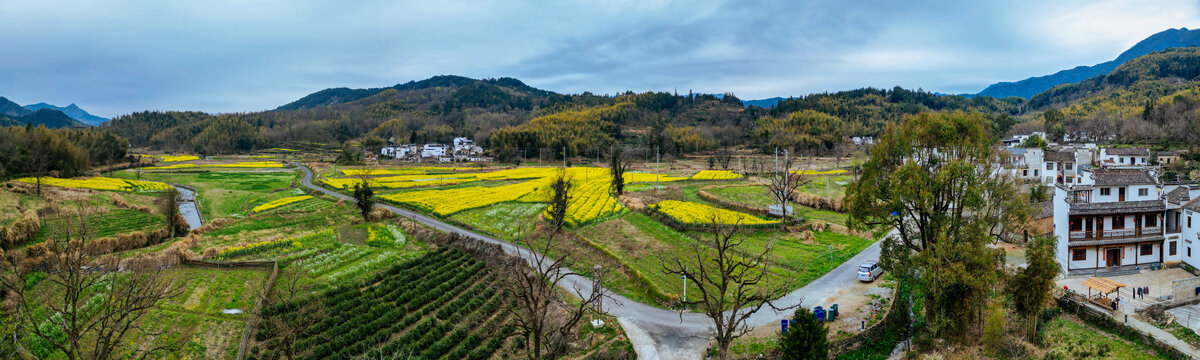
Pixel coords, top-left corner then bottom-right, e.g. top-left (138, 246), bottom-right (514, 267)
top-left (22, 102), bottom-right (107, 125)
top-left (975, 27), bottom-right (1200, 99)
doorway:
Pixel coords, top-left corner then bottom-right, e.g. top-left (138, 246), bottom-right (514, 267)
top-left (1106, 248), bottom-right (1121, 267)
top-left (1119, 187), bottom-right (1126, 202)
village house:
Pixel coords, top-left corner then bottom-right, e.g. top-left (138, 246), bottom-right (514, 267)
top-left (1099, 147), bottom-right (1150, 167)
top-left (1052, 168), bottom-right (1200, 274)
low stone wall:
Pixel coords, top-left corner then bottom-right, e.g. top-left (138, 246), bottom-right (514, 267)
top-left (1171, 277), bottom-right (1200, 304)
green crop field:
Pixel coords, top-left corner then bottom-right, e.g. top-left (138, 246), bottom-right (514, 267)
top-left (113, 170), bottom-right (300, 220)
top-left (450, 201), bottom-right (548, 241)
top-left (251, 247), bottom-right (514, 359)
top-left (33, 208), bottom-right (164, 243)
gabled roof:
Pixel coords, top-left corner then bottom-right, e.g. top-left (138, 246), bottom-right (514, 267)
top-left (1084, 276), bottom-right (1126, 294)
top-left (1045, 151), bottom-right (1075, 162)
top-left (1185, 197), bottom-right (1200, 212)
top-left (1105, 147), bottom-right (1149, 156)
top-left (1166, 187), bottom-right (1191, 205)
top-left (1092, 171), bottom-right (1156, 186)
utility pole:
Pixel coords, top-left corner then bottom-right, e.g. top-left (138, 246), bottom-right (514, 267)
top-left (828, 245), bottom-right (834, 266)
top-left (683, 266), bottom-right (688, 304)
top-left (652, 144), bottom-right (662, 186)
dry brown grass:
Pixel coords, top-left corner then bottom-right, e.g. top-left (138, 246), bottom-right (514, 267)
top-left (0, 210), bottom-right (40, 248)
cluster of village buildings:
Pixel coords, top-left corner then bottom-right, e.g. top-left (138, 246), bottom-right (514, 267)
top-left (379, 137), bottom-right (492, 163)
top-left (997, 133), bottom-right (1200, 275)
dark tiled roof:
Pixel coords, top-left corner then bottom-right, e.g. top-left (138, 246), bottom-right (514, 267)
top-left (1105, 147), bottom-right (1149, 156)
top-left (1068, 199), bottom-right (1164, 215)
top-left (1186, 198), bottom-right (1200, 212)
top-left (1034, 201), bottom-right (1054, 219)
top-left (1092, 171), bottom-right (1156, 186)
top-left (1045, 151), bottom-right (1075, 162)
top-left (1166, 187), bottom-right (1191, 205)
top-left (1159, 150), bottom-right (1181, 156)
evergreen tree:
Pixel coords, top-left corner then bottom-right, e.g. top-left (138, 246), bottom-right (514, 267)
top-left (777, 307), bottom-right (828, 360)
top-left (353, 180), bottom-right (374, 220)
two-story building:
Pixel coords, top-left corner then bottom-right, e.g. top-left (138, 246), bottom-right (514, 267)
top-left (1053, 167), bottom-right (1200, 273)
top-left (421, 144), bottom-right (449, 158)
top-left (1100, 147), bottom-right (1150, 167)
top-left (1054, 170), bottom-right (1167, 272)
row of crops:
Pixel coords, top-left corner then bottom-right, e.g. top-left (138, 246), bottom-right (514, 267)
top-left (11, 176), bottom-right (171, 192)
top-left (251, 247), bottom-right (512, 360)
top-left (651, 200), bottom-right (779, 225)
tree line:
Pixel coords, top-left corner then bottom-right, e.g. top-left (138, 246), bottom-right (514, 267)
top-left (0, 124), bottom-right (129, 180)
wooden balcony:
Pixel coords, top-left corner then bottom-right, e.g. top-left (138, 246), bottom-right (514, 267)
top-left (1069, 227), bottom-right (1162, 240)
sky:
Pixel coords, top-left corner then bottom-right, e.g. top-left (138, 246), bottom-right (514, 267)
top-left (2, 0), bottom-right (1199, 117)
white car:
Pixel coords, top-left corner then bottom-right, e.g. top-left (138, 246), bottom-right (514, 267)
top-left (857, 260), bottom-right (883, 282)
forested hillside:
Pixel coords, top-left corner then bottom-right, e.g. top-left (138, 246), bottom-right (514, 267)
top-left (1025, 48), bottom-right (1200, 145)
top-left (976, 27), bottom-right (1200, 99)
top-left (0, 125), bottom-right (129, 179)
top-left (103, 75), bottom-right (1030, 158)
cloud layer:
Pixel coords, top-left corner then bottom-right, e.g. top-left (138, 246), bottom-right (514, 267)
top-left (1, 0), bottom-right (1197, 116)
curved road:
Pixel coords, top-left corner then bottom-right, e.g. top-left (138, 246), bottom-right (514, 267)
top-left (298, 165), bottom-right (881, 359)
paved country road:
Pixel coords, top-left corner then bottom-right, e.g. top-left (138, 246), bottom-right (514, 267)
top-left (298, 165), bottom-right (882, 359)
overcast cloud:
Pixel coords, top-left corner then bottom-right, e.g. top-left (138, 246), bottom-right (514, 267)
top-left (1, 0), bottom-right (1198, 117)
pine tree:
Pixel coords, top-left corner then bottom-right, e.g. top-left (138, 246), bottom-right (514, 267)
top-left (778, 307), bottom-right (828, 360)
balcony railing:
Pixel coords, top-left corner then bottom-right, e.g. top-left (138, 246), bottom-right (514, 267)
top-left (1069, 227), bottom-right (1163, 241)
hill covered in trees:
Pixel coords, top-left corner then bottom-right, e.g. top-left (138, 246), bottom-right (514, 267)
top-left (1019, 48), bottom-right (1200, 145)
top-left (975, 27), bottom-right (1200, 99)
top-left (104, 75), bottom-right (1030, 158)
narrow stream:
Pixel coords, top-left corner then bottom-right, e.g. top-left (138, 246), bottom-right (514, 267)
top-left (174, 186), bottom-right (203, 231)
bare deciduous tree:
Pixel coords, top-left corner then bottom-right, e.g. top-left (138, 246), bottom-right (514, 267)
top-left (661, 216), bottom-right (794, 358)
top-left (767, 154), bottom-right (810, 230)
top-left (714, 146), bottom-right (733, 170)
top-left (500, 229), bottom-right (608, 360)
top-left (0, 199), bottom-right (187, 360)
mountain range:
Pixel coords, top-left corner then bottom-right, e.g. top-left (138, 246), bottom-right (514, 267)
top-left (972, 27), bottom-right (1200, 99)
top-left (24, 102), bottom-right (108, 125)
top-left (0, 97), bottom-right (85, 128)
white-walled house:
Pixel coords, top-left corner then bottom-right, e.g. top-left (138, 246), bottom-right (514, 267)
top-left (381, 144), bottom-right (417, 159)
top-left (1100, 147), bottom-right (1150, 167)
top-left (1053, 168), bottom-right (1200, 274)
top-left (1004, 145), bottom-right (1095, 185)
top-left (422, 144), bottom-right (449, 158)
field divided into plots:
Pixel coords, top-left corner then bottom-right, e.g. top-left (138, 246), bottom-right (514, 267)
top-left (252, 247), bottom-right (513, 360)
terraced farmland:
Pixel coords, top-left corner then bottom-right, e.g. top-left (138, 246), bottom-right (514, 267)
top-left (251, 247), bottom-right (513, 360)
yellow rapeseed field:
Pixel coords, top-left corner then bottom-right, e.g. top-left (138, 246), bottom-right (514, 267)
top-left (623, 172), bottom-right (689, 183)
top-left (252, 195), bottom-right (313, 212)
top-left (652, 200), bottom-right (778, 225)
top-left (691, 170), bottom-right (743, 180)
top-left (158, 155), bottom-right (199, 162)
top-left (340, 169), bottom-right (424, 176)
top-left (145, 161), bottom-right (285, 169)
top-left (11, 176), bottom-right (172, 192)
top-left (791, 169), bottom-right (849, 175)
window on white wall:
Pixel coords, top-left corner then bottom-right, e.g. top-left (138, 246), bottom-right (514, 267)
top-left (1046, 163), bottom-right (1054, 170)
top-left (1072, 249), bottom-right (1086, 261)
top-left (1171, 241), bottom-right (1178, 256)
top-left (1100, 188), bottom-right (1111, 196)
top-left (1141, 244), bottom-right (1153, 256)
top-left (1139, 188), bottom-right (1148, 197)
top-left (1066, 163), bottom-right (1074, 170)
